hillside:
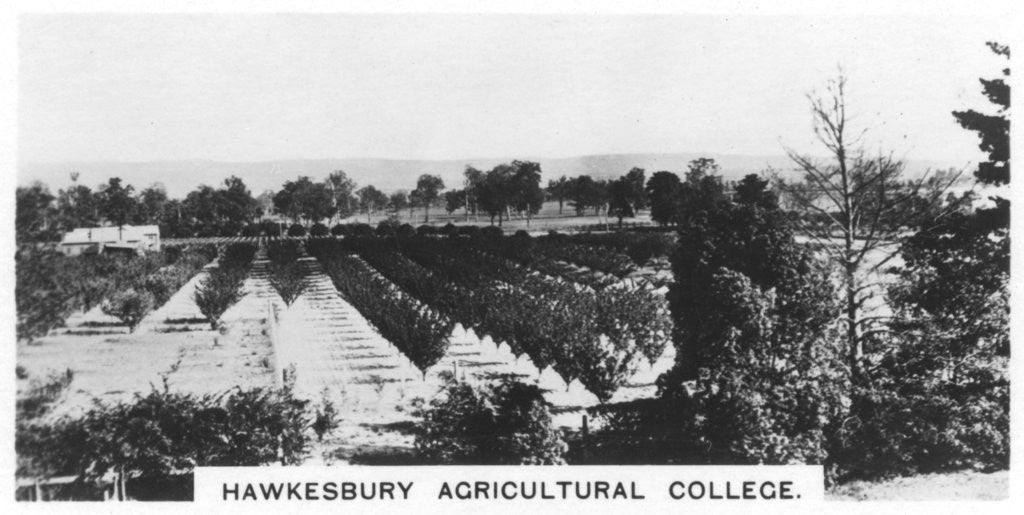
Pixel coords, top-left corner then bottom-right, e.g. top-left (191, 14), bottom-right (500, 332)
top-left (18, 153), bottom-right (953, 198)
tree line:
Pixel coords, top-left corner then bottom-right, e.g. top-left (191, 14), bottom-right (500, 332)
top-left (19, 154), bottom-right (773, 242)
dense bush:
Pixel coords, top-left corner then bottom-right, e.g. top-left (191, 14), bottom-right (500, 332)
top-left (396, 223), bottom-right (416, 239)
top-left (16, 245), bottom-right (216, 340)
top-left (218, 220), bottom-right (243, 237)
top-left (260, 219), bottom-right (282, 237)
top-left (376, 219), bottom-right (398, 237)
top-left (194, 270), bottom-right (244, 329)
top-left (479, 225), bottom-right (503, 241)
top-left (350, 223), bottom-right (374, 237)
top-left (458, 225), bottom-right (481, 238)
top-left (660, 199), bottom-right (845, 466)
top-left (287, 224), bottom-right (306, 237)
top-left (830, 200), bottom-right (1010, 480)
top-left (309, 223), bottom-right (329, 237)
top-left (416, 373), bottom-right (567, 464)
top-left (240, 223), bottom-right (261, 237)
top-left (16, 384), bottom-right (319, 500)
top-left (101, 290), bottom-right (155, 332)
top-left (309, 241), bottom-right (452, 373)
top-left (416, 224), bottom-right (437, 236)
top-left (330, 223), bottom-right (350, 237)
top-left (193, 243), bottom-right (255, 329)
top-left (440, 223), bottom-right (458, 237)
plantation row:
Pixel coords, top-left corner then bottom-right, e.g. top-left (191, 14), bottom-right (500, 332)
top-left (307, 236), bottom-right (671, 401)
top-left (15, 244), bottom-right (219, 340)
top-left (193, 243), bottom-right (258, 329)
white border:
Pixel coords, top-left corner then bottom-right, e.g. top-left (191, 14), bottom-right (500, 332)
top-left (1, 2), bottom-right (1020, 514)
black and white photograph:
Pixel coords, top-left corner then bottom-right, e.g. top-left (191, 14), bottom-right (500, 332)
top-left (5, 0), bottom-right (1017, 509)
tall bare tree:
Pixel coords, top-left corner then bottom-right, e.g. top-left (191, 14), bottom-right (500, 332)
top-left (777, 73), bottom-right (959, 381)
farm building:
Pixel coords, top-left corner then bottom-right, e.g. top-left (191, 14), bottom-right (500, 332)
top-left (59, 225), bottom-right (161, 256)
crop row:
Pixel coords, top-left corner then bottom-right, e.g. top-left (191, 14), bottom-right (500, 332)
top-left (312, 249), bottom-right (454, 375)
top-left (310, 237), bottom-right (669, 401)
top-left (15, 243), bottom-right (219, 339)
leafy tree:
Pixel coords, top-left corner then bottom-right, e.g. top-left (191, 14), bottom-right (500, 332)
top-left (567, 175), bottom-right (607, 216)
top-left (622, 167), bottom-right (647, 211)
top-left (16, 182), bottom-right (56, 241)
top-left (56, 177), bottom-right (99, 232)
top-left (133, 183), bottom-right (169, 225)
top-left (645, 171), bottom-right (682, 226)
top-left (326, 170), bottom-right (358, 221)
top-left (97, 177), bottom-right (137, 229)
top-left (182, 184), bottom-right (219, 229)
top-left (444, 189), bottom-right (466, 215)
top-left (463, 166), bottom-right (486, 221)
top-left (356, 185), bottom-right (388, 223)
top-left (274, 176), bottom-right (334, 223)
top-left (388, 190), bottom-right (409, 214)
top-left (607, 177), bottom-right (636, 227)
top-left (413, 174), bottom-right (445, 223)
top-left (509, 160), bottom-right (545, 226)
top-left (416, 373), bottom-right (567, 464)
top-left (101, 290), bottom-right (154, 333)
top-left (547, 175), bottom-right (571, 215)
top-left (734, 173), bottom-right (777, 208)
top-left (477, 165), bottom-right (514, 225)
top-left (217, 176), bottom-right (261, 225)
top-left (660, 191), bottom-right (843, 465)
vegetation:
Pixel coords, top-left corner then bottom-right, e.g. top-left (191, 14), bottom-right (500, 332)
top-left (16, 383), bottom-right (321, 500)
top-left (416, 373), bottom-right (567, 464)
top-left (193, 243), bottom-right (255, 329)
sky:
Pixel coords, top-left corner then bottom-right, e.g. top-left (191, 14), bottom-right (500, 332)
top-left (18, 13), bottom-right (1009, 165)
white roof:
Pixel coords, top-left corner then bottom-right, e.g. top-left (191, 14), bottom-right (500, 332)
top-left (61, 225), bottom-right (159, 245)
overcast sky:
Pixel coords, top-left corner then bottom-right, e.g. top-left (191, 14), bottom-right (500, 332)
top-left (18, 13), bottom-right (1008, 165)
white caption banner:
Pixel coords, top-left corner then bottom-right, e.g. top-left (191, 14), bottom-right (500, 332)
top-left (196, 465), bottom-right (823, 511)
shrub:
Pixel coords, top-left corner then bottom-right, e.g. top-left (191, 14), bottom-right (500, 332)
top-left (194, 270), bottom-right (244, 329)
top-left (396, 224), bottom-right (416, 239)
top-left (479, 225), bottom-right (503, 241)
top-left (287, 224), bottom-right (307, 237)
top-left (268, 261), bottom-right (306, 306)
top-left (350, 223), bottom-right (374, 237)
top-left (260, 220), bottom-right (282, 237)
top-left (101, 290), bottom-right (155, 332)
top-left (309, 223), bottom-right (329, 237)
top-left (196, 224), bottom-right (218, 238)
top-left (440, 223), bottom-right (458, 237)
top-left (416, 224), bottom-right (437, 236)
top-left (660, 200), bottom-right (845, 466)
top-left (415, 373), bottom-right (567, 464)
top-left (376, 220), bottom-right (398, 238)
top-left (459, 225), bottom-right (481, 238)
top-left (240, 224), bottom-right (261, 237)
top-left (16, 384), bottom-right (317, 500)
top-left (218, 220), bottom-right (243, 237)
top-left (330, 224), bottom-right (350, 237)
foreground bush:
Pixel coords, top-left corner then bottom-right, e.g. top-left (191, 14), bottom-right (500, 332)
top-left (16, 384), bottom-right (319, 500)
top-left (661, 197), bottom-right (845, 466)
top-left (415, 373), bottom-right (567, 464)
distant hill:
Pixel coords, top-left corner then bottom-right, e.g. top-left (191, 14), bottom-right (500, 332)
top-left (18, 153), bottom-right (955, 198)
